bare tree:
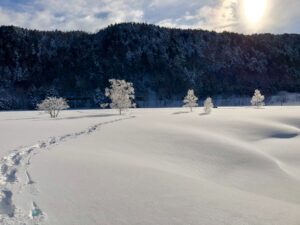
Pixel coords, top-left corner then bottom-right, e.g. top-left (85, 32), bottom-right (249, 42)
top-left (183, 89), bottom-right (198, 112)
top-left (105, 79), bottom-right (135, 115)
top-left (37, 97), bottom-right (69, 118)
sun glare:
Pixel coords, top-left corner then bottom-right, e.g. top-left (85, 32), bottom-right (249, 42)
top-left (243, 0), bottom-right (267, 24)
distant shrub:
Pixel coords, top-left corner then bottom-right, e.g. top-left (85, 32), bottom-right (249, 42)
top-left (37, 97), bottom-right (69, 118)
top-left (251, 89), bottom-right (265, 108)
top-left (204, 97), bottom-right (214, 114)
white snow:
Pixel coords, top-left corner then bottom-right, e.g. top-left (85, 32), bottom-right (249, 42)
top-left (1, 107), bottom-right (300, 225)
top-left (0, 110), bottom-right (120, 158)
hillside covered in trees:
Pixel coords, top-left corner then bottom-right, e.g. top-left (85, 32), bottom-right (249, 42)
top-left (0, 23), bottom-right (299, 109)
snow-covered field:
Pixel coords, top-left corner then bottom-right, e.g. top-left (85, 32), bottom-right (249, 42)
top-left (0, 107), bottom-right (300, 225)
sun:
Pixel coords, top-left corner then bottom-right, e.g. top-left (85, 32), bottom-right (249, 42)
top-left (243, 0), bottom-right (267, 24)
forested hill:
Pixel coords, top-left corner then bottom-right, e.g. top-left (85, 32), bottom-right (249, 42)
top-left (0, 23), bottom-right (300, 109)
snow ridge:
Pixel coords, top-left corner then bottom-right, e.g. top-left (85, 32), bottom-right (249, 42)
top-left (0, 116), bottom-right (134, 224)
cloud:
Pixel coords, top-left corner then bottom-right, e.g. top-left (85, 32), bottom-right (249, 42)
top-left (262, 0), bottom-right (300, 33)
top-left (0, 0), bottom-right (299, 34)
top-left (156, 0), bottom-right (240, 32)
top-left (158, 0), bottom-right (300, 34)
top-left (0, 0), bottom-right (145, 32)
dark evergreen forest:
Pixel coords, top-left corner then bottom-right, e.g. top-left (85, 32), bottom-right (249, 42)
top-left (0, 23), bottom-right (299, 109)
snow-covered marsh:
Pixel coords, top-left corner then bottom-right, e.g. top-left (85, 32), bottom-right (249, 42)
top-left (0, 107), bottom-right (300, 225)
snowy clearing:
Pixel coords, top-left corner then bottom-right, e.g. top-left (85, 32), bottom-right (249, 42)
top-left (0, 107), bottom-right (300, 225)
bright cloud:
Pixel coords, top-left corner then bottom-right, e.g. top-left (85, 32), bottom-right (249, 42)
top-left (0, 0), bottom-right (299, 34)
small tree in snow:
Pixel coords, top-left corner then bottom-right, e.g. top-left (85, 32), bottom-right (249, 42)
top-left (105, 79), bottom-right (135, 115)
top-left (251, 89), bottom-right (265, 108)
top-left (37, 97), bottom-right (69, 118)
top-left (204, 97), bottom-right (214, 114)
top-left (183, 89), bottom-right (198, 112)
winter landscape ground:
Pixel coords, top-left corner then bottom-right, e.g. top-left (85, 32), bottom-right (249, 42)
top-left (0, 107), bottom-right (300, 225)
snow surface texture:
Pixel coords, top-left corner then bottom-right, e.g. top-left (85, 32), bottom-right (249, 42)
top-left (0, 110), bottom-right (131, 224)
top-left (0, 107), bottom-right (300, 224)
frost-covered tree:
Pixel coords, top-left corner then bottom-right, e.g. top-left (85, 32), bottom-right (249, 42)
top-left (251, 89), bottom-right (265, 108)
top-left (183, 89), bottom-right (198, 112)
top-left (105, 79), bottom-right (135, 115)
top-left (204, 97), bottom-right (214, 114)
top-left (37, 97), bottom-right (69, 118)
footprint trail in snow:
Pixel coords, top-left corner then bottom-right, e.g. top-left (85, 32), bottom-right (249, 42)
top-left (0, 116), bottom-right (133, 224)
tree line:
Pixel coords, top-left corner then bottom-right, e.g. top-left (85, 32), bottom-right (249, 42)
top-left (38, 79), bottom-right (265, 118)
top-left (0, 23), bottom-right (299, 110)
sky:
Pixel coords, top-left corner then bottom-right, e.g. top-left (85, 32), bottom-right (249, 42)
top-left (0, 0), bottom-right (299, 34)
